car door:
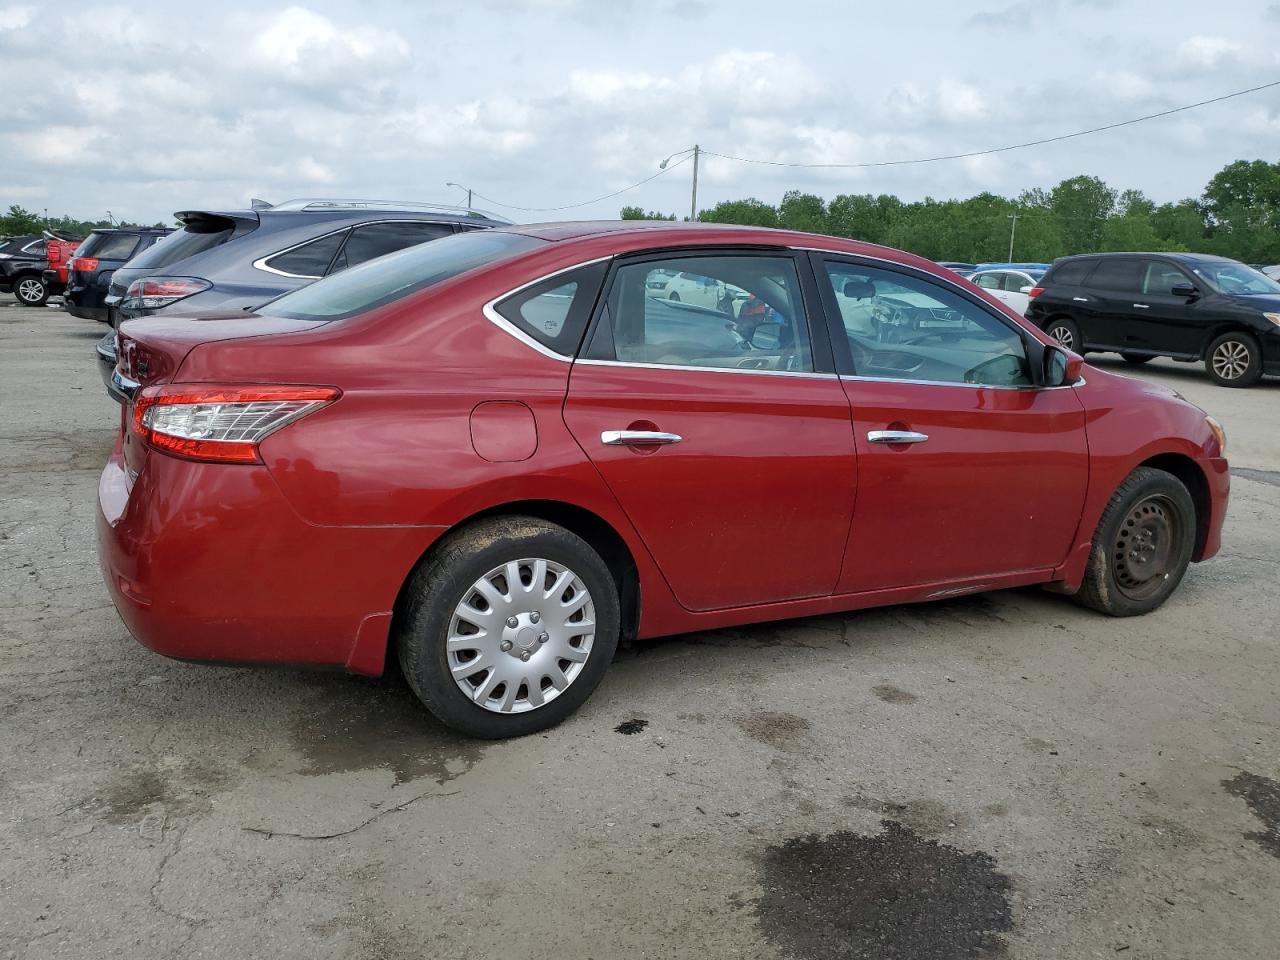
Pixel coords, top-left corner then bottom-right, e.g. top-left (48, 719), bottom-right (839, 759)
top-left (999, 271), bottom-right (1034, 315)
top-left (813, 255), bottom-right (1089, 591)
top-left (1078, 257), bottom-right (1143, 350)
top-left (562, 250), bottom-right (857, 612)
top-left (971, 271), bottom-right (1011, 308)
top-left (1131, 259), bottom-right (1201, 357)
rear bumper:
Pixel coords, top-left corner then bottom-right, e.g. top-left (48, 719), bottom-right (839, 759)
top-left (96, 440), bottom-right (443, 674)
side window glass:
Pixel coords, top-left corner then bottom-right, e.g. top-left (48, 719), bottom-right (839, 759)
top-left (1142, 262), bottom-right (1189, 296)
top-left (262, 231), bottom-right (346, 278)
top-left (823, 261), bottom-right (1032, 387)
top-left (1089, 258), bottom-right (1141, 292)
top-left (335, 222), bottom-right (455, 272)
top-left (599, 255), bottom-right (813, 372)
top-left (1003, 273), bottom-right (1032, 292)
top-left (493, 261), bottom-right (608, 356)
top-left (974, 273), bottom-right (1002, 290)
top-left (1049, 260), bottom-right (1093, 286)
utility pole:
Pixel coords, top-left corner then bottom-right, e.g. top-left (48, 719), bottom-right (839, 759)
top-left (1007, 212), bottom-right (1019, 262)
top-left (689, 144), bottom-right (699, 222)
top-left (445, 182), bottom-right (473, 208)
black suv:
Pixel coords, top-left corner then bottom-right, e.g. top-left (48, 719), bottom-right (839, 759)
top-left (64, 227), bottom-right (174, 322)
top-left (0, 234), bottom-right (50, 305)
top-left (1027, 252), bottom-right (1280, 387)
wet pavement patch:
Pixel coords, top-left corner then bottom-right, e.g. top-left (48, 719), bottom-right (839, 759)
top-left (615, 718), bottom-right (649, 735)
top-left (873, 684), bottom-right (918, 705)
top-left (291, 675), bottom-right (484, 785)
top-left (739, 710), bottom-right (811, 748)
top-left (1223, 771), bottom-right (1280, 857)
top-left (756, 821), bottom-right (1013, 960)
top-left (95, 759), bottom-right (235, 823)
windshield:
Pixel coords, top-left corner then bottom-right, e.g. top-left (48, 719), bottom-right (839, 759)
top-left (1192, 261), bottom-right (1280, 295)
top-left (258, 230), bottom-right (545, 321)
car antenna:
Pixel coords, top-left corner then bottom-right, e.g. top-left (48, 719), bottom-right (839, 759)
top-left (249, 198), bottom-right (274, 210)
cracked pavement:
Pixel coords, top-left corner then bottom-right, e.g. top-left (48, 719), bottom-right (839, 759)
top-left (1, 303), bottom-right (1278, 959)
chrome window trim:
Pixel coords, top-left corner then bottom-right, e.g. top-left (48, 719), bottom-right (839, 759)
top-left (251, 219), bottom-right (454, 280)
top-left (577, 358), bottom-right (837, 380)
top-left (481, 256), bottom-right (614, 363)
top-left (840, 374), bottom-right (1085, 391)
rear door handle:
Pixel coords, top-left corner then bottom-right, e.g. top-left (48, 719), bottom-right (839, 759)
top-left (601, 430), bottom-right (682, 446)
top-left (1072, 296), bottom-right (1089, 302)
top-left (1133, 303), bottom-right (1150, 309)
top-left (868, 430), bottom-right (929, 445)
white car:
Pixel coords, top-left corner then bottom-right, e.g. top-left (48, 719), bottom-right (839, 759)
top-left (1262, 264), bottom-right (1280, 281)
top-left (646, 269), bottom-right (734, 311)
top-left (969, 268), bottom-right (1044, 316)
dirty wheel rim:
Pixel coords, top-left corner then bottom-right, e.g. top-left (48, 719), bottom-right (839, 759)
top-left (1049, 324), bottom-right (1074, 349)
top-left (447, 558), bottom-right (595, 714)
top-left (18, 278), bottom-right (43, 302)
top-left (1113, 495), bottom-right (1180, 601)
top-left (1211, 339), bottom-right (1250, 380)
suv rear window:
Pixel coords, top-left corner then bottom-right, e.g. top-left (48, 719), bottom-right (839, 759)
top-left (79, 232), bottom-right (141, 261)
top-left (1048, 260), bottom-right (1094, 286)
top-left (128, 220), bottom-right (237, 270)
top-left (258, 231), bottom-right (546, 321)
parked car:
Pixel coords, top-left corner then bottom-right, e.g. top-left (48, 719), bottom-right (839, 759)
top-left (64, 227), bottom-right (174, 322)
top-left (40, 237), bottom-right (84, 300)
top-left (1262, 264), bottom-right (1280, 281)
top-left (936, 261), bottom-right (977, 273)
top-left (1026, 252), bottom-right (1280, 386)
top-left (969, 266), bottom-right (1047, 315)
top-left (98, 222), bottom-right (1229, 738)
top-left (96, 199), bottom-right (508, 390)
top-left (0, 234), bottom-right (51, 305)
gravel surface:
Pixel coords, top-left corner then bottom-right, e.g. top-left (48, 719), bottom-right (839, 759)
top-left (2, 303), bottom-right (1278, 960)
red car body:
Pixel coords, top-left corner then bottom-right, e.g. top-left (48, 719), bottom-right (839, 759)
top-left (98, 222), bottom-right (1229, 680)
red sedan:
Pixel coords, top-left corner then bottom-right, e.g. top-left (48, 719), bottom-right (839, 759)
top-left (97, 222), bottom-right (1229, 738)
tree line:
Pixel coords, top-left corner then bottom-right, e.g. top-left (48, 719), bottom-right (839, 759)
top-left (622, 159), bottom-right (1280, 265)
top-left (0, 205), bottom-right (168, 239)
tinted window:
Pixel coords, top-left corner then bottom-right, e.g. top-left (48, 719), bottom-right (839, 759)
top-left (1089, 259), bottom-right (1141, 292)
top-left (494, 263), bottom-right (608, 356)
top-left (1142, 261), bottom-right (1191, 296)
top-left (128, 223), bottom-right (235, 269)
top-left (332, 222), bottom-right (455, 272)
top-left (258, 231), bottom-right (545, 321)
top-left (1049, 260), bottom-right (1094, 286)
top-left (79, 232), bottom-right (140, 261)
top-left (22, 239), bottom-right (47, 257)
top-left (262, 231), bottom-right (346, 278)
top-left (594, 255), bottom-right (813, 372)
top-left (824, 261), bottom-right (1031, 387)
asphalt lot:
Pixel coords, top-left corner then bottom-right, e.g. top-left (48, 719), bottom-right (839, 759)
top-left (2, 302), bottom-right (1278, 960)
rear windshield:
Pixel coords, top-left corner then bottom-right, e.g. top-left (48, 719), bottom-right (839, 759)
top-left (127, 221), bottom-right (235, 270)
top-left (79, 232), bottom-right (141, 261)
top-left (258, 231), bottom-right (546, 321)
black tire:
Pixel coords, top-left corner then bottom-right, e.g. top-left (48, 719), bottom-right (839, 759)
top-left (396, 516), bottom-right (620, 739)
top-left (1073, 467), bottom-right (1196, 617)
top-left (1204, 331), bottom-right (1262, 387)
top-left (14, 275), bottom-right (48, 307)
top-left (668, 292), bottom-right (681, 302)
top-left (1121, 353), bottom-right (1153, 365)
top-left (1045, 317), bottom-right (1081, 353)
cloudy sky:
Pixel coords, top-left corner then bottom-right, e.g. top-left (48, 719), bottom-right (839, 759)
top-left (1, 0), bottom-right (1278, 225)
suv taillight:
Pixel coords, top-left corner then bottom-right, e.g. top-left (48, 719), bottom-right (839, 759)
top-left (69, 257), bottom-right (99, 273)
top-left (131, 384), bottom-right (340, 463)
top-left (1027, 286), bottom-right (1045, 300)
top-left (123, 277), bottom-right (212, 310)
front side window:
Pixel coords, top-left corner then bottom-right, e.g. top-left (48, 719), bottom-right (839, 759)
top-left (261, 231), bottom-right (347, 278)
top-left (590, 255), bottom-right (813, 372)
top-left (1089, 258), bottom-right (1141, 292)
top-left (1142, 261), bottom-right (1192, 296)
top-left (823, 261), bottom-right (1032, 387)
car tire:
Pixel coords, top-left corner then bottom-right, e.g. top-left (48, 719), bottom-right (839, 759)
top-left (15, 275), bottom-right (48, 307)
top-left (668, 292), bottom-right (681, 302)
top-left (1073, 466), bottom-right (1196, 618)
top-left (1121, 353), bottom-right (1153, 365)
top-left (1204, 331), bottom-right (1262, 387)
top-left (396, 516), bottom-right (620, 739)
top-left (1045, 317), bottom-right (1081, 353)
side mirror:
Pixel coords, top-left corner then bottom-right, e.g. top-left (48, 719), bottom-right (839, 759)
top-left (749, 323), bottom-right (782, 350)
top-left (1171, 282), bottom-right (1198, 299)
top-left (1043, 345), bottom-right (1083, 387)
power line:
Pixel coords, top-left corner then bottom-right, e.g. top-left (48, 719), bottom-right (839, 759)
top-left (700, 79), bottom-right (1280, 170)
top-left (467, 155), bottom-right (690, 212)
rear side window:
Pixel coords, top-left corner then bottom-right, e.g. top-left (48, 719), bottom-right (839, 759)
top-left (128, 222), bottom-right (235, 270)
top-left (1048, 260), bottom-right (1094, 286)
top-left (80, 232), bottom-right (140, 261)
top-left (261, 231), bottom-right (347, 278)
top-left (331, 222), bottom-right (456, 272)
top-left (258, 231), bottom-right (546, 321)
top-left (1088, 259), bottom-right (1140, 292)
top-left (493, 262), bottom-right (608, 356)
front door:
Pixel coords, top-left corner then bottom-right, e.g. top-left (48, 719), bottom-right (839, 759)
top-left (1133, 259), bottom-right (1201, 357)
top-left (812, 255), bottom-right (1090, 592)
top-left (563, 251), bottom-right (857, 612)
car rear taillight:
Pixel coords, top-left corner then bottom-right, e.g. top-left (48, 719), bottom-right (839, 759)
top-left (130, 384), bottom-right (339, 464)
top-left (1027, 287), bottom-right (1045, 300)
top-left (69, 257), bottom-right (99, 273)
top-left (123, 277), bottom-right (212, 310)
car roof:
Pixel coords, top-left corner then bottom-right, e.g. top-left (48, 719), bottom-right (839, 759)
top-left (1055, 251), bottom-right (1236, 264)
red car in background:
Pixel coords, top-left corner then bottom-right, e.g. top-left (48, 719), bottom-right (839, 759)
top-left (97, 222), bottom-right (1229, 738)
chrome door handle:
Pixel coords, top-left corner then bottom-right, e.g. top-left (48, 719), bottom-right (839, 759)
top-left (868, 430), bottom-right (929, 445)
top-left (1133, 303), bottom-right (1150, 309)
top-left (601, 430), bottom-right (683, 446)
top-left (1072, 296), bottom-right (1089, 302)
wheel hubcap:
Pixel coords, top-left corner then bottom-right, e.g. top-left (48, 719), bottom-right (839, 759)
top-left (1211, 340), bottom-right (1249, 380)
top-left (1049, 325), bottom-right (1074, 349)
top-left (1113, 495), bottom-right (1179, 601)
top-left (18, 279), bottom-right (42, 302)
top-left (448, 558), bottom-right (595, 714)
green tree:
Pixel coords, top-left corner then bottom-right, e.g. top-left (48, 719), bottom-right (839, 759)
top-left (826, 193), bottom-right (901, 244)
top-left (698, 198), bottom-right (780, 228)
top-left (619, 205), bottom-right (675, 221)
top-left (1201, 159), bottom-right (1280, 262)
top-left (0, 205), bottom-right (42, 235)
top-left (1049, 175), bottom-right (1116, 254)
top-left (777, 190), bottom-right (828, 234)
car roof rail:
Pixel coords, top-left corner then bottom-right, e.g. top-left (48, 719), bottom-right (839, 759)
top-left (266, 198), bottom-right (513, 224)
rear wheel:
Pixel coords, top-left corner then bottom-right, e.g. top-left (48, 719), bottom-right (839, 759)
top-left (1205, 331), bottom-right (1262, 387)
top-left (1073, 467), bottom-right (1195, 617)
top-left (15, 276), bottom-right (48, 307)
top-left (1121, 353), bottom-right (1153, 365)
top-left (396, 517), bottom-right (620, 739)
top-left (668, 292), bottom-right (681, 302)
top-left (1046, 317), bottom-right (1081, 353)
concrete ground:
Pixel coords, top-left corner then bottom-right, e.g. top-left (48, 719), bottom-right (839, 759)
top-left (1, 302), bottom-right (1277, 960)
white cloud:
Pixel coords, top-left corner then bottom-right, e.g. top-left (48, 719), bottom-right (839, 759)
top-left (1175, 35), bottom-right (1243, 69)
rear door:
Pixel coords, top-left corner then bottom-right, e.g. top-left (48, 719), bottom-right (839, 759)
top-left (1078, 257), bottom-right (1143, 350)
top-left (562, 249), bottom-right (857, 612)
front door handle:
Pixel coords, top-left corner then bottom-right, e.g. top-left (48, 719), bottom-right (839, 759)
top-left (1072, 296), bottom-right (1089, 302)
top-left (1133, 303), bottom-right (1150, 309)
top-left (601, 430), bottom-right (683, 446)
top-left (868, 430), bottom-right (929, 445)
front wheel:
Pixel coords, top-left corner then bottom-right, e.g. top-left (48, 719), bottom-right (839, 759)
top-left (396, 517), bottom-right (620, 739)
top-left (1205, 331), bottom-right (1262, 387)
top-left (15, 276), bottom-right (48, 307)
top-left (1045, 317), bottom-right (1081, 353)
top-left (1073, 467), bottom-right (1195, 617)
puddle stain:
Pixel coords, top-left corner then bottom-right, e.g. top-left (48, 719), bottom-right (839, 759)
top-left (95, 760), bottom-right (235, 824)
top-left (1223, 771), bottom-right (1280, 857)
top-left (756, 821), bottom-right (1013, 960)
top-left (873, 684), bottom-right (918, 705)
top-left (291, 676), bottom-right (484, 786)
top-left (738, 711), bottom-right (811, 749)
top-left (615, 718), bottom-right (649, 735)
top-left (844, 795), bottom-right (966, 836)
